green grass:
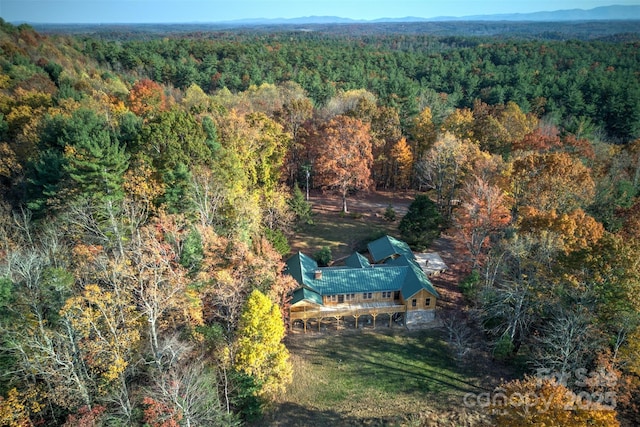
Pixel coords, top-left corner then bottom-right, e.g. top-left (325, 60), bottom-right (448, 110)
top-left (264, 329), bottom-right (495, 426)
top-left (289, 211), bottom-right (398, 262)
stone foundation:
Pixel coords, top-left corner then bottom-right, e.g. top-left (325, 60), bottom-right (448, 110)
top-left (405, 309), bottom-right (436, 327)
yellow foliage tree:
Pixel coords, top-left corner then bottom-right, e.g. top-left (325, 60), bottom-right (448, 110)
top-left (61, 284), bottom-right (141, 392)
top-left (441, 107), bottom-right (475, 141)
top-left (389, 137), bottom-right (414, 190)
top-left (518, 207), bottom-right (605, 254)
top-left (234, 289), bottom-right (292, 400)
top-left (412, 106), bottom-right (437, 159)
top-left (0, 387), bottom-right (42, 427)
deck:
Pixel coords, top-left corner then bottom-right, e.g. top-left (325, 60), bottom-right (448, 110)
top-left (290, 301), bottom-right (407, 332)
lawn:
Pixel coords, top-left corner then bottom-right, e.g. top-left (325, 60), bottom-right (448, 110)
top-left (287, 191), bottom-right (412, 261)
top-left (262, 329), bottom-right (498, 426)
top-left (289, 211), bottom-right (397, 261)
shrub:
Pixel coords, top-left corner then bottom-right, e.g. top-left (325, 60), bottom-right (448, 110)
top-left (314, 246), bottom-right (332, 267)
top-left (493, 334), bottom-right (515, 361)
top-left (383, 204), bottom-right (396, 221)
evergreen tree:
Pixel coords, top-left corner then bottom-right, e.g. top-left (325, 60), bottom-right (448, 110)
top-left (399, 194), bottom-right (443, 251)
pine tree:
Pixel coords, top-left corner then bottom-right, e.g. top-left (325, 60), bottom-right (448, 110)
top-left (62, 109), bottom-right (129, 203)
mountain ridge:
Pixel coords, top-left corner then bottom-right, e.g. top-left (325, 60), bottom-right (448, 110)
top-left (222, 5), bottom-right (640, 26)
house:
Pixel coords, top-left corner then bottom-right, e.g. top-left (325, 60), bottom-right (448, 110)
top-left (286, 235), bottom-right (439, 332)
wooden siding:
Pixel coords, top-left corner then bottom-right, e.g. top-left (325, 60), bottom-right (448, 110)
top-left (322, 291), bottom-right (397, 306)
top-left (405, 289), bottom-right (437, 311)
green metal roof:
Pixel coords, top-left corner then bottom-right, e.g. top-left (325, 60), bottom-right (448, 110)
top-left (291, 287), bottom-right (323, 306)
top-left (367, 235), bottom-right (415, 263)
top-left (284, 251), bottom-right (319, 291)
top-left (285, 237), bottom-right (439, 306)
top-left (307, 266), bottom-right (405, 295)
top-left (345, 252), bottom-right (372, 268)
top-left (386, 255), bottom-right (440, 299)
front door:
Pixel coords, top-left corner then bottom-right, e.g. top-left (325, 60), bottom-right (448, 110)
top-left (338, 294), bottom-right (344, 303)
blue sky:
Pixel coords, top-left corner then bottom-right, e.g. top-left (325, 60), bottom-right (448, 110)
top-left (2, 0), bottom-right (638, 24)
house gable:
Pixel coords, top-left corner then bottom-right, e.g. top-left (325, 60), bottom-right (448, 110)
top-left (285, 251), bottom-right (320, 292)
top-left (345, 252), bottom-right (372, 268)
top-left (385, 254), bottom-right (440, 300)
top-left (367, 235), bottom-right (414, 263)
top-left (291, 287), bottom-right (323, 307)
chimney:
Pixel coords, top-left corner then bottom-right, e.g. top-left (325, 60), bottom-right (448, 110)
top-left (314, 270), bottom-right (322, 280)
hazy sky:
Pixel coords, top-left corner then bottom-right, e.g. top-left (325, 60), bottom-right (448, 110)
top-left (2, 0), bottom-right (638, 24)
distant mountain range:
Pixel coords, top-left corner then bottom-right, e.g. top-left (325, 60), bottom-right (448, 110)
top-left (225, 5), bottom-right (640, 25)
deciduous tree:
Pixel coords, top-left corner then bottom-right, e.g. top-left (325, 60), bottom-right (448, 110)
top-left (234, 289), bottom-right (292, 400)
top-left (416, 133), bottom-right (480, 221)
top-left (389, 137), bottom-right (414, 190)
top-left (453, 176), bottom-right (511, 268)
top-left (128, 78), bottom-right (166, 118)
top-left (510, 152), bottom-right (595, 215)
top-left (311, 115), bottom-right (373, 213)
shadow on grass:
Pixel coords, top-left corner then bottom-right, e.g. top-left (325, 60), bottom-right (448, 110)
top-left (308, 330), bottom-right (486, 397)
top-left (282, 328), bottom-right (499, 422)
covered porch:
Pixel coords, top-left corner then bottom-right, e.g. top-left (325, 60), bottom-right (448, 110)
top-left (290, 301), bottom-right (406, 333)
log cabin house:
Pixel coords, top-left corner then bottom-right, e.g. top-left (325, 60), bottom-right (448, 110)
top-left (286, 235), bottom-right (440, 332)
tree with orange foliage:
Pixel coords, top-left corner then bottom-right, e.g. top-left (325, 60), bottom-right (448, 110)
top-left (617, 199), bottom-right (640, 241)
top-left (453, 176), bottom-right (511, 268)
top-left (311, 115), bottom-right (373, 213)
top-left (490, 375), bottom-right (619, 427)
top-left (511, 152), bottom-right (595, 215)
top-left (517, 207), bottom-right (605, 254)
top-left (128, 79), bottom-right (166, 118)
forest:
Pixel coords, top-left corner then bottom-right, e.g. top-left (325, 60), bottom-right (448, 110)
top-left (0, 17), bottom-right (639, 425)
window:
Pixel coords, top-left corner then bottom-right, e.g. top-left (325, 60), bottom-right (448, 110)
top-left (363, 292), bottom-right (373, 300)
top-left (382, 291), bottom-right (391, 298)
top-left (425, 298), bottom-right (431, 307)
top-left (330, 295), bottom-right (337, 302)
top-left (412, 299), bottom-right (417, 307)
top-left (345, 293), bottom-right (355, 301)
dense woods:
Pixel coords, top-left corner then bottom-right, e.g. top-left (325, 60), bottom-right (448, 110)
top-left (0, 18), bottom-right (639, 425)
